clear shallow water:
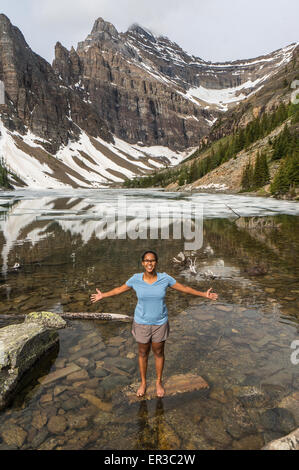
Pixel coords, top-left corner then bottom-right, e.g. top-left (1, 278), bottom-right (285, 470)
top-left (0, 189), bottom-right (298, 450)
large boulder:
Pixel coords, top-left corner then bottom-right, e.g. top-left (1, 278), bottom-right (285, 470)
top-left (0, 312), bottom-right (65, 410)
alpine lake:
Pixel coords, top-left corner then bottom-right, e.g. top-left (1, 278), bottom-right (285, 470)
top-left (0, 188), bottom-right (298, 450)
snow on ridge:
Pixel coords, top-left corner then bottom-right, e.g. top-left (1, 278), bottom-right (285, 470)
top-left (10, 128), bottom-right (51, 147)
top-left (205, 116), bottom-right (218, 127)
top-left (186, 73), bottom-right (271, 111)
top-left (126, 37), bottom-right (296, 113)
top-left (0, 120), bottom-right (67, 189)
top-left (0, 118), bottom-right (192, 189)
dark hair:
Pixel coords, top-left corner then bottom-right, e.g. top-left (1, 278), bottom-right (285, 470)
top-left (141, 250), bottom-right (158, 262)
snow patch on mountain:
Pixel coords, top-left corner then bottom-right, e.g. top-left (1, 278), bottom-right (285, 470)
top-left (186, 74), bottom-right (271, 111)
top-left (0, 119), bottom-right (193, 189)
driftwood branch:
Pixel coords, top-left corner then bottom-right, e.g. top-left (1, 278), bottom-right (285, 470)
top-left (0, 312), bottom-right (131, 322)
top-left (62, 312), bottom-right (131, 321)
top-left (224, 203), bottom-right (241, 219)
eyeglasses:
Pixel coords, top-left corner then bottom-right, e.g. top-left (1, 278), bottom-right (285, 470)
top-left (143, 259), bottom-right (157, 263)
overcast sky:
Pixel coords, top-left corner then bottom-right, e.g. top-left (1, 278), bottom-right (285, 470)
top-left (1, 0), bottom-right (298, 64)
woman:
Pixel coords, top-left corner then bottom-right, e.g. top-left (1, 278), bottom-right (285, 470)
top-left (90, 250), bottom-right (218, 398)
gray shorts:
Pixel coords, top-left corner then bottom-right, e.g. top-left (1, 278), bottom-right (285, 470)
top-left (132, 320), bottom-right (170, 344)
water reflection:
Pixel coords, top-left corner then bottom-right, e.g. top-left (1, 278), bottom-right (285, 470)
top-left (136, 399), bottom-right (165, 449)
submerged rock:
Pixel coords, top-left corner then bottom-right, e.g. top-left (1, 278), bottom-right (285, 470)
top-left (260, 408), bottom-right (296, 434)
top-left (0, 423), bottom-right (27, 448)
top-left (222, 400), bottom-right (256, 439)
top-left (232, 434), bottom-right (264, 450)
top-left (201, 417), bottom-right (232, 447)
top-left (232, 385), bottom-right (267, 408)
top-left (123, 373), bottom-right (209, 403)
top-left (278, 392), bottom-right (299, 426)
top-left (47, 415), bottom-right (67, 434)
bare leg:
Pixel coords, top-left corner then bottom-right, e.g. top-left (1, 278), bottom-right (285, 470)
top-left (137, 342), bottom-right (151, 396)
top-left (152, 341), bottom-right (165, 397)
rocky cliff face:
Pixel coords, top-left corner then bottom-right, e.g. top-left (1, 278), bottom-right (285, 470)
top-left (0, 14), bottom-right (112, 156)
top-left (52, 17), bottom-right (298, 151)
top-left (0, 13), bottom-right (298, 188)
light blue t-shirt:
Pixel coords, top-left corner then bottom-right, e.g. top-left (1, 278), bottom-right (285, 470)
top-left (126, 272), bottom-right (176, 325)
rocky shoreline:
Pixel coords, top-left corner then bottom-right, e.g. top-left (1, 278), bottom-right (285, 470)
top-left (0, 306), bottom-right (298, 450)
top-left (162, 184), bottom-right (299, 201)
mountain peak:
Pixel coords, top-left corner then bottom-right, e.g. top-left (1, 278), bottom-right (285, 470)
top-left (0, 13), bottom-right (11, 26)
top-left (127, 23), bottom-right (156, 42)
top-left (91, 17), bottom-right (118, 38)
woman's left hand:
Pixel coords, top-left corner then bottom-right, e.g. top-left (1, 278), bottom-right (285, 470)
top-left (205, 288), bottom-right (218, 300)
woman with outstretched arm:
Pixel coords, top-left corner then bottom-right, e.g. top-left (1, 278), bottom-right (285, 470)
top-left (90, 250), bottom-right (218, 398)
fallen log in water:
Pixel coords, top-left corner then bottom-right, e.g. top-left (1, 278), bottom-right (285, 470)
top-left (62, 312), bottom-right (131, 321)
top-left (0, 312), bottom-right (131, 322)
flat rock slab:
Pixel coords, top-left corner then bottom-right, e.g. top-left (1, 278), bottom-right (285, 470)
top-left (38, 363), bottom-right (81, 385)
top-left (123, 373), bottom-right (209, 403)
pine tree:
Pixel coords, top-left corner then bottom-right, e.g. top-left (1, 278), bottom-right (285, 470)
top-left (189, 160), bottom-right (199, 182)
top-left (178, 166), bottom-right (188, 186)
top-left (260, 152), bottom-right (270, 185)
top-left (270, 149), bottom-right (299, 195)
top-left (241, 160), bottom-right (254, 191)
top-left (253, 152), bottom-right (262, 188)
top-left (270, 162), bottom-right (290, 194)
top-left (0, 158), bottom-right (9, 188)
top-left (272, 124), bottom-right (291, 160)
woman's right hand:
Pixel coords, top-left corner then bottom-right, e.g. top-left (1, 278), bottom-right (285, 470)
top-left (90, 288), bottom-right (103, 303)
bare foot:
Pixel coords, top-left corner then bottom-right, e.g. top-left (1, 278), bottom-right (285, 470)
top-left (156, 381), bottom-right (165, 398)
top-left (137, 383), bottom-right (146, 397)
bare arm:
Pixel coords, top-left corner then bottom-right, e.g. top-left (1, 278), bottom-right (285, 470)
top-left (90, 283), bottom-right (131, 303)
top-left (171, 282), bottom-right (218, 300)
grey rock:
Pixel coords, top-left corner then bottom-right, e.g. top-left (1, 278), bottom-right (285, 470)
top-left (93, 350), bottom-right (107, 361)
top-left (60, 396), bottom-right (82, 411)
top-left (104, 356), bottom-right (136, 373)
top-left (101, 375), bottom-right (131, 393)
top-left (30, 428), bottom-right (49, 448)
top-left (263, 431), bottom-right (285, 444)
top-left (260, 408), bottom-right (296, 434)
top-left (0, 321), bottom-right (59, 410)
top-left (201, 417), bottom-right (232, 446)
top-left (105, 347), bottom-right (119, 357)
top-left (93, 369), bottom-right (108, 378)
